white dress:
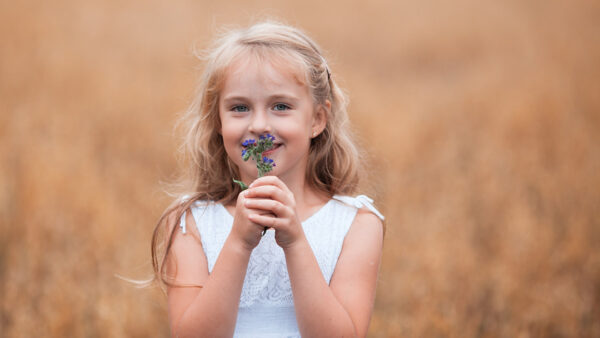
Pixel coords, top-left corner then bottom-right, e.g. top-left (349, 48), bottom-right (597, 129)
top-left (179, 195), bottom-right (384, 338)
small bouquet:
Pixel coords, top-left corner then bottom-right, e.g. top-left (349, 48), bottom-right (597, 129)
top-left (233, 133), bottom-right (276, 190)
top-left (233, 134), bottom-right (276, 236)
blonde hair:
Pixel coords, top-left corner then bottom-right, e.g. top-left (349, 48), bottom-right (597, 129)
top-left (151, 21), bottom-right (363, 288)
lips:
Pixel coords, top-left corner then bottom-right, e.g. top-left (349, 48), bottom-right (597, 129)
top-left (262, 143), bottom-right (281, 156)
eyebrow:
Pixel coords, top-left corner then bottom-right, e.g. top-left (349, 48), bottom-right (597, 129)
top-left (222, 94), bottom-right (300, 104)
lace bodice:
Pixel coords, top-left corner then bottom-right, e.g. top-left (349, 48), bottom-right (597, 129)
top-left (179, 195), bottom-right (384, 337)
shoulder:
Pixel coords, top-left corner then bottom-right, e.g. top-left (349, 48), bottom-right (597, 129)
top-left (331, 194), bottom-right (385, 248)
top-left (347, 208), bottom-right (384, 249)
top-left (162, 196), bottom-right (216, 233)
top-left (161, 198), bottom-right (188, 233)
top-left (326, 195), bottom-right (384, 254)
top-left (163, 197), bottom-right (211, 271)
top-left (355, 207), bottom-right (384, 230)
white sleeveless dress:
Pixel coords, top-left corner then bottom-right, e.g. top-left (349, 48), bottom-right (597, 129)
top-left (179, 195), bottom-right (384, 338)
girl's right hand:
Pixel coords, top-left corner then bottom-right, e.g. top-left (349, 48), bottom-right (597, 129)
top-left (230, 190), bottom-right (269, 251)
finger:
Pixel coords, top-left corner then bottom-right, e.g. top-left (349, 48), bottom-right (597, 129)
top-left (237, 193), bottom-right (274, 217)
top-left (243, 209), bottom-right (274, 232)
top-left (248, 213), bottom-right (281, 229)
top-left (245, 185), bottom-right (290, 205)
top-left (244, 198), bottom-right (289, 218)
top-left (249, 176), bottom-right (291, 194)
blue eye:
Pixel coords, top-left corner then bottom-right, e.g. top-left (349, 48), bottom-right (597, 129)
top-left (273, 103), bottom-right (290, 111)
top-left (232, 105), bottom-right (249, 112)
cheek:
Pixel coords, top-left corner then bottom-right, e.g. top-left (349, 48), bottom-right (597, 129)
top-left (221, 137), bottom-right (241, 165)
top-left (220, 117), bottom-right (243, 140)
top-left (219, 123), bottom-right (246, 158)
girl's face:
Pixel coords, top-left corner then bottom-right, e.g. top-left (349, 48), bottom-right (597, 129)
top-left (218, 55), bottom-right (326, 183)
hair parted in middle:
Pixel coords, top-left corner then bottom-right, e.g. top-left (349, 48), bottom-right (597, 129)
top-left (151, 21), bottom-right (364, 287)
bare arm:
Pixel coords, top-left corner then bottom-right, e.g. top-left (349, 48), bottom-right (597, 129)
top-left (284, 210), bottom-right (383, 337)
top-left (166, 194), bottom-right (266, 337)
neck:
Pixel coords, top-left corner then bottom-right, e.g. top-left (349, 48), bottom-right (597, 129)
top-left (275, 170), bottom-right (330, 220)
top-left (279, 171), bottom-right (308, 204)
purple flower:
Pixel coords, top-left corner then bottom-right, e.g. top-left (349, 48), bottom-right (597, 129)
top-left (235, 134), bottom-right (277, 187)
top-left (242, 139), bottom-right (257, 147)
top-left (234, 134), bottom-right (277, 236)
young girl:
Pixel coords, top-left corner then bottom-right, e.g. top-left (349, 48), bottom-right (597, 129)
top-left (151, 21), bottom-right (385, 338)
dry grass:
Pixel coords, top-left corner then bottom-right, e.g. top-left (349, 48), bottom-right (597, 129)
top-left (1, 0), bottom-right (599, 337)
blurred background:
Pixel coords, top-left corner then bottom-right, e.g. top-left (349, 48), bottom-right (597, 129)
top-left (1, 0), bottom-right (599, 337)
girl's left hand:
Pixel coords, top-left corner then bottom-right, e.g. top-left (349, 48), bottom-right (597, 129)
top-left (243, 176), bottom-right (304, 249)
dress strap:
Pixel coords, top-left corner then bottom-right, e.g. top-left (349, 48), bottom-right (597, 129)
top-left (333, 195), bottom-right (385, 220)
top-left (178, 195), bottom-right (191, 235)
top-left (180, 210), bottom-right (188, 234)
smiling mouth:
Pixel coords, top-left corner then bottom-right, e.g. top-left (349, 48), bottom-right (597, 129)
top-left (262, 143), bottom-right (281, 156)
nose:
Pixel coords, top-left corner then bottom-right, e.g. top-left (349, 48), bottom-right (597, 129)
top-left (248, 109), bottom-right (272, 135)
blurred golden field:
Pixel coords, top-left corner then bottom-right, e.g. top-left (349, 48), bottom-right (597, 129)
top-left (1, 0), bottom-right (599, 337)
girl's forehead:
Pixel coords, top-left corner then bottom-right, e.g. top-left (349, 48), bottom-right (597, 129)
top-left (225, 51), bottom-right (308, 87)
